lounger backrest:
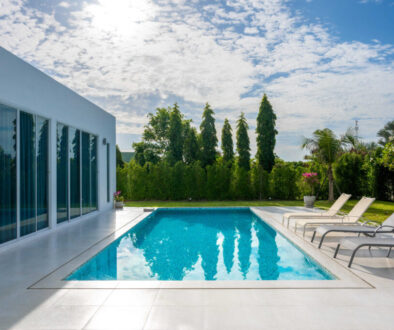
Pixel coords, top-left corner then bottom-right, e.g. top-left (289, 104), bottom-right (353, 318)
top-left (327, 193), bottom-right (352, 215)
top-left (383, 213), bottom-right (394, 227)
top-left (347, 197), bottom-right (375, 220)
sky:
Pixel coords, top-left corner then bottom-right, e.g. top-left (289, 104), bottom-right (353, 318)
top-left (1, 0), bottom-right (393, 160)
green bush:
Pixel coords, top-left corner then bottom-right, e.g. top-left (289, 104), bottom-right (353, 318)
top-left (269, 161), bottom-right (298, 199)
top-left (116, 165), bottom-right (130, 200)
top-left (231, 165), bottom-right (251, 200)
top-left (117, 152), bottom-right (389, 201)
top-left (334, 153), bottom-right (369, 198)
top-left (371, 147), bottom-right (394, 201)
top-left (250, 163), bottom-right (269, 200)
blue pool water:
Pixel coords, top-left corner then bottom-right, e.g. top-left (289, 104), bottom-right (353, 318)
top-left (66, 208), bottom-right (333, 281)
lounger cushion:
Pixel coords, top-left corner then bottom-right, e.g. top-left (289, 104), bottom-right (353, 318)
top-left (315, 225), bottom-right (377, 236)
top-left (294, 217), bottom-right (343, 227)
top-left (339, 235), bottom-right (394, 249)
top-left (283, 211), bottom-right (324, 219)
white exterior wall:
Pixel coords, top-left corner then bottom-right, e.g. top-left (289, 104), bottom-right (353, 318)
top-left (0, 47), bottom-right (116, 238)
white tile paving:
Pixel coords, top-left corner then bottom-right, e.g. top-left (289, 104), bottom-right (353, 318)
top-left (0, 206), bottom-right (394, 330)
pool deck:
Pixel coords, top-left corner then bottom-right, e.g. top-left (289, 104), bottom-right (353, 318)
top-left (0, 206), bottom-right (394, 329)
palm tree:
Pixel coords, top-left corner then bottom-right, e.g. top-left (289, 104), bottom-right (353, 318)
top-left (341, 128), bottom-right (377, 155)
top-left (302, 129), bottom-right (342, 202)
top-left (377, 120), bottom-right (394, 146)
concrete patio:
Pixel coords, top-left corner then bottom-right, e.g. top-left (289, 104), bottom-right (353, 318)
top-left (0, 206), bottom-right (393, 330)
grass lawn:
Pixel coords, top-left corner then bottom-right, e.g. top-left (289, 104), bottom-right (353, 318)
top-left (125, 199), bottom-right (394, 223)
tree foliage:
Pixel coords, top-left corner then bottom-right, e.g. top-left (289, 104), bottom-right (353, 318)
top-left (200, 103), bottom-right (218, 166)
top-left (236, 112), bottom-right (251, 170)
top-left (167, 103), bottom-right (183, 164)
top-left (302, 128), bottom-right (343, 201)
top-left (221, 118), bottom-right (234, 163)
top-left (377, 120), bottom-right (394, 146)
top-left (256, 94), bottom-right (277, 173)
top-left (269, 161), bottom-right (299, 200)
top-left (379, 142), bottom-right (394, 170)
top-left (183, 122), bottom-right (200, 164)
top-left (143, 107), bottom-right (171, 157)
top-left (334, 152), bottom-right (368, 198)
top-left (117, 102), bottom-right (393, 202)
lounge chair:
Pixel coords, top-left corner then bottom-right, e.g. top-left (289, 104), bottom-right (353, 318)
top-left (333, 234), bottom-right (394, 267)
top-left (312, 213), bottom-right (394, 248)
top-left (282, 193), bottom-right (351, 228)
top-left (292, 197), bottom-right (375, 237)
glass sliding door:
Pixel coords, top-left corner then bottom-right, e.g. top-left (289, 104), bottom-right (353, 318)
top-left (81, 132), bottom-right (90, 215)
top-left (20, 111), bottom-right (36, 236)
top-left (0, 104), bottom-right (17, 244)
top-left (36, 116), bottom-right (48, 230)
top-left (90, 135), bottom-right (98, 212)
top-left (69, 128), bottom-right (81, 219)
top-left (57, 124), bottom-right (69, 223)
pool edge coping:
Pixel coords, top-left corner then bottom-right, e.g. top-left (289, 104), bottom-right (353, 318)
top-left (29, 207), bottom-right (373, 290)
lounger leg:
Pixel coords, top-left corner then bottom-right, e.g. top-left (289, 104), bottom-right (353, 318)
top-left (318, 231), bottom-right (330, 249)
top-left (303, 225), bottom-right (307, 238)
top-left (348, 246), bottom-right (363, 268)
top-left (294, 223), bottom-right (297, 233)
top-left (334, 244), bottom-right (341, 258)
top-left (287, 219), bottom-right (291, 229)
top-left (311, 231), bottom-right (316, 243)
top-left (387, 247), bottom-right (392, 258)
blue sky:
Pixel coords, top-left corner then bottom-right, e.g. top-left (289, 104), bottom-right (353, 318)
top-left (1, 0), bottom-right (393, 160)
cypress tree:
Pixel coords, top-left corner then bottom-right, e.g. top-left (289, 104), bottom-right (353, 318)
top-left (168, 103), bottom-right (183, 164)
top-left (200, 103), bottom-right (218, 166)
top-left (256, 94), bottom-right (277, 173)
top-left (221, 119), bottom-right (234, 162)
top-left (236, 112), bottom-right (250, 170)
top-left (183, 124), bottom-right (199, 164)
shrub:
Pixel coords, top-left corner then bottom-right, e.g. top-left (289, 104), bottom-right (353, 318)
top-left (269, 161), bottom-right (298, 199)
top-left (250, 163), bottom-right (269, 200)
top-left (231, 165), bottom-right (251, 200)
top-left (334, 153), bottom-right (368, 198)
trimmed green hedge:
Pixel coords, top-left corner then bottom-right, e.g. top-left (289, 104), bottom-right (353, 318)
top-left (117, 150), bottom-right (393, 201)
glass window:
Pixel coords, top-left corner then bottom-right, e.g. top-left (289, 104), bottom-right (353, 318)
top-left (90, 135), bottom-right (98, 212)
top-left (57, 124), bottom-right (69, 223)
top-left (20, 111), bottom-right (36, 236)
top-left (82, 132), bottom-right (90, 215)
top-left (69, 128), bottom-right (81, 219)
top-left (36, 116), bottom-right (49, 230)
top-left (0, 104), bottom-right (17, 244)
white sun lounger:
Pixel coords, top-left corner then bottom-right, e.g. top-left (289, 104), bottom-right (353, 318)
top-left (282, 193), bottom-right (351, 228)
top-left (312, 213), bottom-right (394, 248)
top-left (333, 233), bottom-right (394, 267)
top-left (293, 197), bottom-right (375, 237)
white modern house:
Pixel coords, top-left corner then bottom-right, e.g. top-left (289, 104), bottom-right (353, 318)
top-left (0, 47), bottom-right (116, 247)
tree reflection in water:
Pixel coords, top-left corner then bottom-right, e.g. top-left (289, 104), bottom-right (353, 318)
top-left (120, 208), bottom-right (279, 280)
top-left (67, 208), bottom-right (331, 281)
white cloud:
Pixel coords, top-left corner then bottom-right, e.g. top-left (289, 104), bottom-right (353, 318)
top-left (359, 0), bottom-right (382, 3)
top-left (58, 2), bottom-right (70, 8)
top-left (0, 0), bottom-right (392, 159)
top-left (244, 27), bottom-right (259, 35)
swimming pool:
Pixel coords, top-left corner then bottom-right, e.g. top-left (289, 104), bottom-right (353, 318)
top-left (66, 208), bottom-right (333, 281)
